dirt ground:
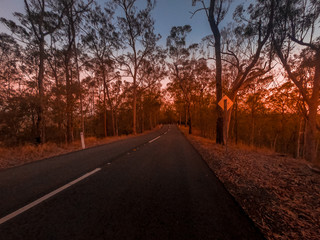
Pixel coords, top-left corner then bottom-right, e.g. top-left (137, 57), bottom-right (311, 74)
top-left (181, 127), bottom-right (320, 240)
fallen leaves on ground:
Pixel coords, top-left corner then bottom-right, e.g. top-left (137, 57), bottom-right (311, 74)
top-left (181, 127), bottom-right (320, 240)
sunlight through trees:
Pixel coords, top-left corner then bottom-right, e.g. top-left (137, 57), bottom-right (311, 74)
top-left (0, 0), bottom-right (319, 165)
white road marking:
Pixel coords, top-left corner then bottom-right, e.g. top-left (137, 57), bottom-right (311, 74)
top-left (0, 168), bottom-right (101, 225)
top-left (148, 136), bottom-right (161, 143)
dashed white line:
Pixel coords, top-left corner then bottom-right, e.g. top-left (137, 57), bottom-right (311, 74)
top-left (0, 168), bottom-right (101, 225)
top-left (149, 136), bottom-right (161, 143)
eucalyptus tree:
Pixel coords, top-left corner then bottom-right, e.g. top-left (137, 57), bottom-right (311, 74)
top-left (108, 79), bottom-right (124, 135)
top-left (57, 0), bottom-right (93, 142)
top-left (192, 57), bottom-right (213, 136)
top-left (136, 47), bottom-right (166, 131)
top-left (268, 82), bottom-right (302, 153)
top-left (220, 0), bottom-right (275, 144)
top-left (167, 25), bottom-right (205, 134)
top-left (0, 34), bottom-right (25, 144)
top-left (193, 0), bottom-right (275, 144)
top-left (192, 0), bottom-right (231, 143)
top-left (1, 0), bottom-right (64, 143)
top-left (0, 34), bottom-right (21, 99)
top-left (272, 0), bottom-right (320, 165)
top-left (82, 3), bottom-right (120, 136)
top-left (112, 0), bottom-right (160, 134)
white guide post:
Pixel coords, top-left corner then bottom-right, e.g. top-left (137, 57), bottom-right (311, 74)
top-left (80, 132), bottom-right (85, 149)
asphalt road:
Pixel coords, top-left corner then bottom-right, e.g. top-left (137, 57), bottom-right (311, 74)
top-left (0, 125), bottom-right (265, 239)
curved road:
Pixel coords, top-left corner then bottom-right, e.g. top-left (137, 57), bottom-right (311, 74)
top-left (0, 125), bottom-right (264, 239)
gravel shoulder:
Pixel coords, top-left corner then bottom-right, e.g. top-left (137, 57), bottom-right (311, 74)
top-left (180, 127), bottom-right (320, 240)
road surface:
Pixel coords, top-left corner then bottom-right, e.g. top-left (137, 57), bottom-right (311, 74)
top-left (0, 125), bottom-right (265, 239)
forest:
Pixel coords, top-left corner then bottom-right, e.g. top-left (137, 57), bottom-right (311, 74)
top-left (0, 0), bottom-right (319, 166)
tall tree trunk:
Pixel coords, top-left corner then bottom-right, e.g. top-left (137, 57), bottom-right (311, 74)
top-left (91, 88), bottom-right (95, 116)
top-left (200, 91), bottom-right (204, 136)
top-left (149, 114), bottom-right (153, 129)
top-left (105, 82), bottom-right (116, 136)
top-left (235, 97), bottom-right (238, 145)
top-left (306, 52), bottom-right (320, 165)
top-left (111, 109), bottom-right (116, 136)
top-left (188, 102), bottom-right (192, 134)
top-left (273, 134), bottom-right (278, 151)
top-left (297, 118), bottom-right (303, 158)
top-left (208, 3), bottom-right (223, 144)
top-left (305, 102), bottom-right (318, 164)
top-left (115, 111), bottom-right (119, 136)
top-left (65, 55), bottom-right (73, 143)
top-left (107, 96), bottom-right (116, 136)
top-left (303, 120), bottom-right (307, 159)
top-left (251, 111), bottom-right (255, 146)
top-left (154, 114), bottom-right (157, 128)
top-left (133, 74), bottom-right (137, 135)
top-left (185, 105), bottom-right (188, 127)
top-left (102, 68), bottom-right (108, 138)
top-left (141, 105), bottom-right (145, 132)
top-left (73, 38), bottom-right (84, 135)
top-left (103, 97), bottom-right (107, 137)
top-left (37, 37), bottom-right (45, 144)
top-left (65, 4), bottom-right (75, 144)
top-left (24, 0), bottom-right (47, 144)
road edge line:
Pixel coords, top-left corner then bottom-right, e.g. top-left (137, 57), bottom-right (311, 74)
top-left (148, 136), bottom-right (161, 143)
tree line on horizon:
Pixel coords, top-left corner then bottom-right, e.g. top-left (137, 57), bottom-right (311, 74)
top-left (0, 0), bottom-right (319, 166)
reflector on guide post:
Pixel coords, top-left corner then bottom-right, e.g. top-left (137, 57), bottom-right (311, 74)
top-left (218, 95), bottom-right (233, 110)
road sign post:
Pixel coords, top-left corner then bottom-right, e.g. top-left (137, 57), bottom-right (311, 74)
top-left (218, 95), bottom-right (233, 111)
top-left (218, 95), bottom-right (233, 151)
top-left (224, 99), bottom-right (228, 151)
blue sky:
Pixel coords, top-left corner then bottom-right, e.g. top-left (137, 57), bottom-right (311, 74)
top-left (0, 0), bottom-right (239, 47)
top-left (148, 0), bottom-right (213, 46)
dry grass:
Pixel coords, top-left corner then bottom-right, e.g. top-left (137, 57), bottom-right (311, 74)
top-left (230, 141), bottom-right (276, 155)
top-left (180, 126), bottom-right (320, 240)
top-left (0, 128), bottom-right (157, 170)
top-left (0, 143), bottom-right (66, 169)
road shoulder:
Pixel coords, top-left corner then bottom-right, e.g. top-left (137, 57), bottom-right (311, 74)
top-left (179, 126), bottom-right (320, 240)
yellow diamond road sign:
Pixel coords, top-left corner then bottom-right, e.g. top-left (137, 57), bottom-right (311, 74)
top-left (218, 95), bottom-right (233, 111)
